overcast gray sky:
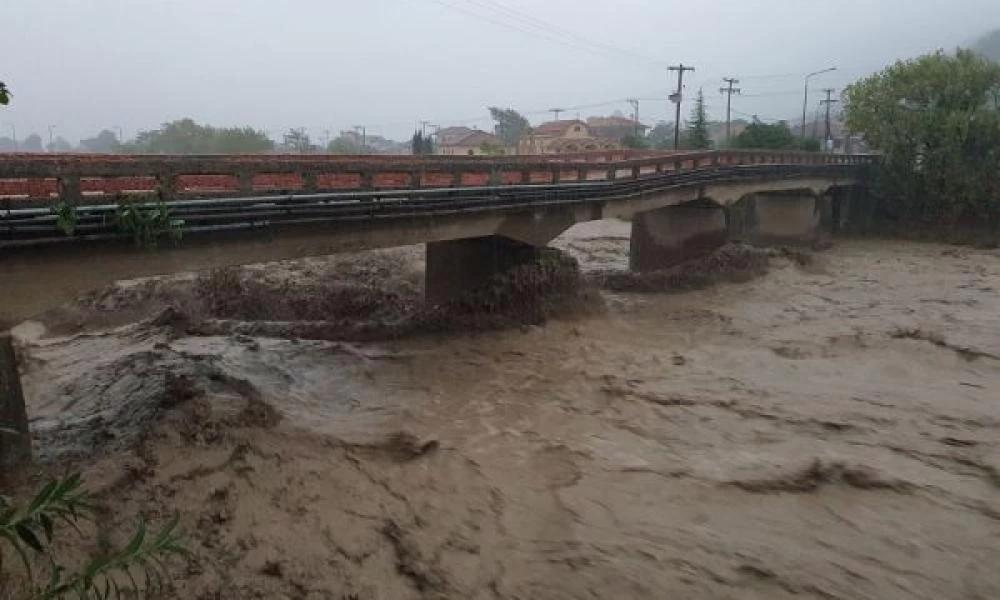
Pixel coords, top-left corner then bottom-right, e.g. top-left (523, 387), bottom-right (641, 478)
top-left (2, 0), bottom-right (998, 144)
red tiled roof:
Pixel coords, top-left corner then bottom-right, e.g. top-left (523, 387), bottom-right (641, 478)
top-left (531, 120), bottom-right (587, 136)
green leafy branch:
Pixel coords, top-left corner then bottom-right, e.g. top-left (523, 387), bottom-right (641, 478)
top-left (113, 194), bottom-right (184, 249)
top-left (50, 202), bottom-right (79, 237)
top-left (0, 473), bottom-right (188, 599)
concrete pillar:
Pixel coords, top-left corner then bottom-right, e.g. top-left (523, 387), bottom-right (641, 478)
top-left (729, 192), bottom-right (824, 246)
top-left (425, 236), bottom-right (541, 305)
top-left (0, 333), bottom-right (31, 485)
top-left (629, 203), bottom-right (728, 272)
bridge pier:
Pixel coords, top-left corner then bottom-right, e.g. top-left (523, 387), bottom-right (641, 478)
top-left (629, 202), bottom-right (729, 272)
top-left (425, 235), bottom-right (542, 305)
top-left (0, 333), bottom-right (31, 485)
top-left (728, 191), bottom-right (827, 246)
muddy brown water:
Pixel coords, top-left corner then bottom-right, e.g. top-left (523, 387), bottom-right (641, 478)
top-left (8, 220), bottom-right (1000, 599)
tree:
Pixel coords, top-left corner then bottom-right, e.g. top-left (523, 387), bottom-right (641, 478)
top-left (411, 131), bottom-right (434, 155)
top-left (479, 141), bottom-right (507, 155)
top-left (488, 107), bottom-right (530, 147)
top-left (328, 135), bottom-right (361, 154)
top-left (732, 120), bottom-right (798, 149)
top-left (46, 136), bottom-right (73, 153)
top-left (844, 49), bottom-right (1000, 227)
top-left (283, 128), bottom-right (311, 153)
top-left (79, 129), bottom-right (121, 153)
top-left (683, 89), bottom-right (712, 150)
top-left (0, 81), bottom-right (10, 105)
top-left (22, 133), bottom-right (43, 152)
top-left (127, 119), bottom-right (274, 154)
top-left (620, 133), bottom-right (650, 149)
top-left (214, 126), bottom-right (273, 154)
top-left (647, 120), bottom-right (676, 149)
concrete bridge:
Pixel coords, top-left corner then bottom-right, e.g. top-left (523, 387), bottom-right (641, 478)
top-left (0, 150), bottom-right (872, 327)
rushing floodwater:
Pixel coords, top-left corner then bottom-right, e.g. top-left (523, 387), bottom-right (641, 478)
top-left (11, 221), bottom-right (1000, 599)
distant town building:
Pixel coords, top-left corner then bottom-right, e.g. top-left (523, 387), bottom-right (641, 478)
top-left (586, 116), bottom-right (648, 141)
top-left (435, 126), bottom-right (477, 148)
top-left (435, 129), bottom-right (506, 155)
top-left (520, 120), bottom-right (620, 154)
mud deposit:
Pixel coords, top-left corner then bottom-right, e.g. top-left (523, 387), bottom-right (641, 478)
top-left (9, 219), bottom-right (1000, 599)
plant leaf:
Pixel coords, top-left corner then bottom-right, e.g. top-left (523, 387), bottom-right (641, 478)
top-left (16, 522), bottom-right (45, 552)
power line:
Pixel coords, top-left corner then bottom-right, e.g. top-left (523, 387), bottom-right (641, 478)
top-left (461, 0), bottom-right (666, 66)
top-left (430, 0), bottom-right (665, 67)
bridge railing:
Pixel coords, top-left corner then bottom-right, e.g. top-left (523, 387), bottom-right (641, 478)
top-left (0, 150), bottom-right (873, 208)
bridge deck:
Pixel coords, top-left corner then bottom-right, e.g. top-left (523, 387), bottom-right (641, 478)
top-left (1, 151), bottom-right (872, 249)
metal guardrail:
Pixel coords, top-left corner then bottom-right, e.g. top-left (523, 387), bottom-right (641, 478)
top-left (0, 159), bottom-right (869, 249)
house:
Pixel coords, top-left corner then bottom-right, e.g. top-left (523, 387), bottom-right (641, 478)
top-left (436, 129), bottom-right (507, 156)
top-left (435, 127), bottom-right (477, 148)
top-left (519, 120), bottom-right (621, 155)
top-left (586, 116), bottom-right (648, 141)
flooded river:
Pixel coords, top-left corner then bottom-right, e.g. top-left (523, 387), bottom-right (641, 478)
top-left (11, 221), bottom-right (1000, 599)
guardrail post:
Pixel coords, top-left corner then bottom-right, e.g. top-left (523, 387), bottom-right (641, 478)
top-left (156, 173), bottom-right (178, 201)
top-left (631, 165), bottom-right (641, 179)
top-left (302, 170), bottom-right (318, 193)
top-left (237, 172), bottom-right (254, 195)
top-left (361, 171), bottom-right (375, 190)
top-left (551, 168), bottom-right (561, 184)
top-left (57, 175), bottom-right (81, 204)
top-left (0, 333), bottom-right (31, 486)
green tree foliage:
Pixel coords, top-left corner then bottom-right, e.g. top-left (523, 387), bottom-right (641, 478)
top-left (327, 135), bottom-right (362, 154)
top-left (844, 49), bottom-right (1000, 227)
top-left (0, 81), bottom-right (10, 105)
top-left (411, 131), bottom-right (433, 155)
top-left (732, 121), bottom-right (798, 149)
top-left (683, 90), bottom-right (712, 150)
top-left (488, 107), bottom-right (530, 147)
top-left (46, 137), bottom-right (73, 153)
top-left (0, 473), bottom-right (187, 599)
top-left (282, 128), bottom-right (311, 154)
top-left (647, 121), bottom-right (676, 149)
top-left (128, 119), bottom-right (274, 154)
top-left (479, 141), bottom-right (507, 155)
top-left (79, 130), bottom-right (121, 153)
top-left (22, 134), bottom-right (43, 152)
top-left (620, 134), bottom-right (650, 149)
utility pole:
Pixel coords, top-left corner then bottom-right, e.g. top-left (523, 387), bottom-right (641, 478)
top-left (801, 67), bottom-right (837, 139)
top-left (353, 125), bottom-right (367, 153)
top-left (47, 125), bottom-right (55, 152)
top-left (549, 108), bottom-right (564, 121)
top-left (668, 63), bottom-right (695, 150)
top-left (820, 88), bottom-right (839, 150)
top-left (419, 120), bottom-right (431, 137)
top-left (719, 77), bottom-right (741, 145)
top-left (626, 98), bottom-right (640, 138)
top-left (7, 123), bottom-right (16, 151)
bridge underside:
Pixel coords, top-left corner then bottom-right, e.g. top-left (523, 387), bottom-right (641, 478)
top-left (0, 176), bottom-right (860, 326)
